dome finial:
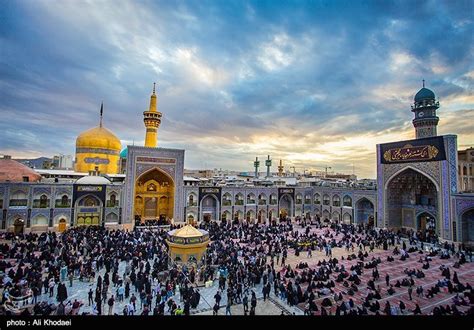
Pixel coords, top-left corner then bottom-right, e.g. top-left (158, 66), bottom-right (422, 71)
top-left (153, 82), bottom-right (156, 95)
top-left (422, 79), bottom-right (425, 88)
top-left (99, 101), bottom-right (103, 128)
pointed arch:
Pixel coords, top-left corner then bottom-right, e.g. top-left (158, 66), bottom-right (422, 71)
top-left (343, 195), bottom-right (352, 207)
top-left (355, 197), bottom-right (374, 224)
top-left (31, 214), bottom-right (48, 226)
top-left (200, 194), bottom-right (219, 222)
top-left (385, 165), bottom-right (439, 192)
top-left (385, 167), bottom-right (438, 229)
top-left (134, 167), bottom-right (175, 223)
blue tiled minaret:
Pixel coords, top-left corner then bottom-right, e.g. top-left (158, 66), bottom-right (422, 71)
top-left (411, 80), bottom-right (440, 139)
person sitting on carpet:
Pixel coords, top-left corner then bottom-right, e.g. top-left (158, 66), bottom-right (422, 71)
top-left (369, 300), bottom-right (380, 313)
top-left (367, 279), bottom-right (376, 291)
top-left (387, 285), bottom-right (396, 295)
top-left (321, 297), bottom-right (332, 307)
top-left (412, 303), bottom-right (422, 315)
top-left (440, 250), bottom-right (451, 259)
top-left (452, 293), bottom-right (469, 306)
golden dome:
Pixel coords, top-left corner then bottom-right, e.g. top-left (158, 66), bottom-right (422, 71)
top-left (171, 225), bottom-right (206, 238)
top-left (76, 126), bottom-right (121, 151)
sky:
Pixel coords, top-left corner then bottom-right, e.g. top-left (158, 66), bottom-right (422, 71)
top-left (0, 0), bottom-right (473, 179)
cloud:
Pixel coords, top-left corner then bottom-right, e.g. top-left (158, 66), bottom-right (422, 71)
top-left (0, 0), bottom-right (473, 178)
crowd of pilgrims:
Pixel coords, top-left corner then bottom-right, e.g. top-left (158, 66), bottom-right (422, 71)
top-left (0, 219), bottom-right (473, 316)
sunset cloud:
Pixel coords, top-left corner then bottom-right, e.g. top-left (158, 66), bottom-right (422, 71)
top-left (0, 0), bottom-right (473, 178)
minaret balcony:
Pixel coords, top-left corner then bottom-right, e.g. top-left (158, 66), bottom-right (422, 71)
top-left (143, 111), bottom-right (162, 119)
top-left (411, 101), bottom-right (439, 111)
top-left (144, 119), bottom-right (161, 126)
top-left (412, 117), bottom-right (439, 126)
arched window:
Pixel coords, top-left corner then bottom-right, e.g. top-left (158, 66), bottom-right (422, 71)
top-left (39, 194), bottom-right (48, 208)
top-left (234, 211), bottom-right (243, 221)
top-left (61, 195), bottom-right (69, 207)
top-left (296, 194), bottom-right (303, 204)
top-left (332, 195), bottom-right (341, 207)
top-left (108, 193), bottom-right (117, 207)
top-left (188, 194), bottom-right (197, 206)
top-left (246, 210), bottom-right (254, 221)
top-left (323, 194), bottom-right (330, 206)
top-left (343, 195), bottom-right (352, 207)
top-left (314, 193), bottom-right (321, 204)
top-left (463, 166), bottom-right (468, 176)
top-left (343, 213), bottom-right (352, 224)
top-left (222, 211), bottom-right (231, 221)
top-left (270, 194), bottom-right (277, 205)
top-left (247, 194), bottom-right (255, 204)
top-left (235, 194), bottom-right (244, 205)
top-left (84, 196), bottom-right (98, 207)
top-left (223, 193), bottom-right (232, 206)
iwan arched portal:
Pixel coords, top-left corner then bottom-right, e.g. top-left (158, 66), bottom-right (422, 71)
top-left (134, 168), bottom-right (175, 224)
top-left (386, 168), bottom-right (438, 233)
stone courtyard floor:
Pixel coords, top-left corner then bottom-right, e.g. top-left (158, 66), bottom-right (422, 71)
top-left (4, 226), bottom-right (474, 315)
top-left (194, 298), bottom-right (289, 315)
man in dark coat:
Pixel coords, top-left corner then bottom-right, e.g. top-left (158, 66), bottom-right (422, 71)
top-left (57, 283), bottom-right (68, 303)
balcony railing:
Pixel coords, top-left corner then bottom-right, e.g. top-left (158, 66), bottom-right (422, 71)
top-left (235, 200), bottom-right (244, 206)
top-left (258, 200), bottom-right (267, 205)
top-left (9, 199), bottom-right (28, 207)
top-left (187, 202), bottom-right (197, 207)
top-left (55, 200), bottom-right (71, 208)
top-left (323, 200), bottom-right (330, 205)
top-left (222, 200), bottom-right (232, 206)
top-left (314, 200), bottom-right (321, 204)
top-left (269, 200), bottom-right (277, 205)
top-left (333, 201), bottom-right (341, 207)
top-left (343, 202), bottom-right (352, 207)
top-left (296, 200), bottom-right (302, 205)
top-left (304, 199), bottom-right (311, 204)
top-left (247, 200), bottom-right (256, 205)
top-left (106, 201), bottom-right (119, 207)
top-left (32, 200), bottom-right (50, 208)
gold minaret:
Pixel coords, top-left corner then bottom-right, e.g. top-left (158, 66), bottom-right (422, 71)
top-left (278, 159), bottom-right (284, 177)
top-left (143, 83), bottom-right (162, 148)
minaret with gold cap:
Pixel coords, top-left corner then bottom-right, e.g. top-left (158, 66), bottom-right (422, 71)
top-left (143, 83), bottom-right (162, 147)
top-left (278, 159), bottom-right (284, 177)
